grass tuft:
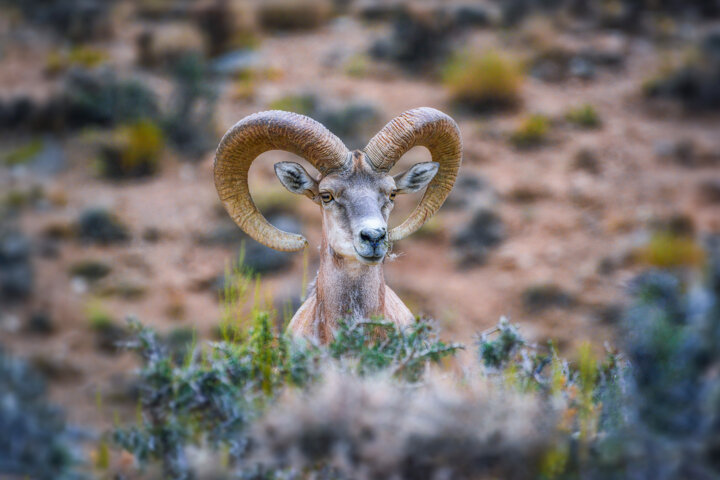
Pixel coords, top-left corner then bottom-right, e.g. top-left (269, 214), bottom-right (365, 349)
top-left (443, 50), bottom-right (523, 112)
top-left (565, 104), bottom-right (602, 128)
top-left (510, 114), bottom-right (551, 148)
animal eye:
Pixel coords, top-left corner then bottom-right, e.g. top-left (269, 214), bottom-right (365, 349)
top-left (389, 191), bottom-right (397, 201)
top-left (320, 192), bottom-right (334, 204)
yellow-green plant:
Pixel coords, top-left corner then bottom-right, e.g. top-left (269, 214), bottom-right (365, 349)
top-left (637, 232), bottom-right (705, 268)
top-left (97, 120), bottom-right (165, 179)
top-left (565, 104), bottom-right (602, 128)
top-left (443, 51), bottom-right (523, 112)
top-left (510, 114), bottom-right (550, 148)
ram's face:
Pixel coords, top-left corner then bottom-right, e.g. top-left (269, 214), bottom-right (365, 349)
top-left (274, 151), bottom-right (440, 265)
top-left (317, 162), bottom-right (396, 264)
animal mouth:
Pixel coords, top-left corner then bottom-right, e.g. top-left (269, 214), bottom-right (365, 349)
top-left (354, 248), bottom-right (385, 265)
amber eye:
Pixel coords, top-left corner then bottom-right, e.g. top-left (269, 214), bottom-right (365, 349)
top-left (320, 192), bottom-right (333, 204)
top-left (389, 191), bottom-right (397, 201)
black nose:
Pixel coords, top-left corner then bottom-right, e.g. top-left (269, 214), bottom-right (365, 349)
top-left (360, 227), bottom-right (387, 246)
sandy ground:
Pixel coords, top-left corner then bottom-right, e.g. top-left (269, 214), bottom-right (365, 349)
top-left (1, 13), bottom-right (719, 430)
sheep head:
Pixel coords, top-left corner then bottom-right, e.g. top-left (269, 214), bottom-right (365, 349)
top-left (214, 107), bottom-right (462, 265)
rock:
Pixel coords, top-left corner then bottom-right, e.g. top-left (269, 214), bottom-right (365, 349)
top-left (443, 172), bottom-right (497, 210)
top-left (26, 312), bottom-right (55, 335)
top-left (29, 139), bottom-right (66, 176)
top-left (0, 230), bottom-right (33, 300)
top-left (68, 260), bottom-right (111, 282)
top-left (76, 208), bottom-right (130, 245)
top-left (59, 68), bottom-right (160, 129)
top-left (447, 3), bottom-right (496, 28)
top-left (697, 178), bottom-right (720, 204)
top-left (522, 284), bottom-right (576, 313)
top-left (593, 303), bottom-right (624, 325)
top-left (0, 96), bottom-right (38, 131)
top-left (315, 101), bottom-right (382, 150)
top-left (369, 5), bottom-right (455, 73)
top-left (571, 147), bottom-right (601, 174)
top-left (452, 207), bottom-right (504, 267)
top-left (645, 30), bottom-right (720, 111)
top-left (655, 139), bottom-right (720, 168)
top-left (18, 0), bottom-right (114, 42)
top-left (242, 215), bottom-right (300, 274)
top-left (210, 49), bottom-right (262, 76)
top-left (94, 323), bottom-right (128, 354)
top-left (354, 0), bottom-right (407, 22)
top-left (136, 22), bottom-right (206, 69)
top-left (569, 56), bottom-right (596, 80)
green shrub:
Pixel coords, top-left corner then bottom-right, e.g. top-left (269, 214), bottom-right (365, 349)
top-left (85, 300), bottom-right (115, 331)
top-left (0, 347), bottom-right (78, 478)
top-left (444, 51), bottom-right (523, 112)
top-left (3, 139), bottom-right (43, 166)
top-left (162, 53), bottom-right (218, 158)
top-left (97, 120), bottom-right (165, 179)
top-left (257, 0), bottom-right (333, 31)
top-left (510, 114), bottom-right (550, 148)
top-left (565, 103), bottom-right (602, 128)
top-left (108, 240), bottom-right (720, 480)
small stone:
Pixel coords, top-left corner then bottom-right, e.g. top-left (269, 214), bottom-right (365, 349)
top-left (452, 207), bottom-right (505, 267)
top-left (571, 147), bottom-right (601, 174)
top-left (77, 208), bottom-right (130, 245)
top-left (26, 312), bottom-right (55, 335)
top-left (697, 178), bottom-right (720, 204)
top-left (522, 284), bottom-right (576, 313)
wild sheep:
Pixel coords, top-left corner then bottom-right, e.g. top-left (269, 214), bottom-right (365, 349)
top-left (214, 107), bottom-right (462, 343)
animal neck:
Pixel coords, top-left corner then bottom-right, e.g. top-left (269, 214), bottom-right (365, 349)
top-left (313, 233), bottom-right (386, 335)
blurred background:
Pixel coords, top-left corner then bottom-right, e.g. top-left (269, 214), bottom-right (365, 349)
top-left (0, 0), bottom-right (719, 476)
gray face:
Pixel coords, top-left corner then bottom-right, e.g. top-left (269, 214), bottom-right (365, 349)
top-left (318, 167), bottom-right (395, 264)
top-left (274, 151), bottom-right (439, 265)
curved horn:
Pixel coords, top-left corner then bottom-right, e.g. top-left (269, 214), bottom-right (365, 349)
top-left (363, 107), bottom-right (462, 242)
top-left (214, 110), bottom-right (349, 251)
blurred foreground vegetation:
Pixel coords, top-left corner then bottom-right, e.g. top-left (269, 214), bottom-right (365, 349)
top-left (3, 242), bottom-right (706, 479)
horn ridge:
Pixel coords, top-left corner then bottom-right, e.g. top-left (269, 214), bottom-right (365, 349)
top-left (363, 107), bottom-right (462, 242)
top-left (214, 110), bottom-right (348, 252)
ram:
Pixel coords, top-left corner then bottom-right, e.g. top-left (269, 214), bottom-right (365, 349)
top-left (214, 107), bottom-right (462, 343)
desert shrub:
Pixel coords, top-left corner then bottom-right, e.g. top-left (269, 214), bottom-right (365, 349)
top-left (59, 69), bottom-right (160, 129)
top-left (45, 46), bottom-right (107, 75)
top-left (192, 0), bottom-right (258, 55)
top-left (0, 346), bottom-right (78, 480)
top-left (636, 231), bottom-right (705, 268)
top-left (565, 103), bottom-right (602, 128)
top-left (251, 369), bottom-right (556, 480)
top-left (135, 22), bottom-right (205, 69)
top-left (113, 307), bottom-right (460, 478)
top-left (109, 241), bottom-right (720, 479)
top-left (644, 29), bottom-right (720, 111)
top-left (2, 139), bottom-right (44, 166)
top-left (97, 120), bottom-right (165, 179)
top-left (510, 113), bottom-right (551, 148)
top-left (267, 93), bottom-right (381, 149)
top-left (68, 259), bottom-right (111, 282)
top-left (257, 0), bottom-right (333, 31)
top-left (76, 208), bottom-right (130, 245)
top-left (444, 50), bottom-right (523, 112)
top-left (369, 5), bottom-right (456, 74)
top-left (162, 54), bottom-right (218, 158)
top-left (9, 0), bottom-right (114, 42)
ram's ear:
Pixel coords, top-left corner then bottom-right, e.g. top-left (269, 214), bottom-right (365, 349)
top-left (393, 162), bottom-right (439, 194)
top-left (274, 162), bottom-right (319, 201)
